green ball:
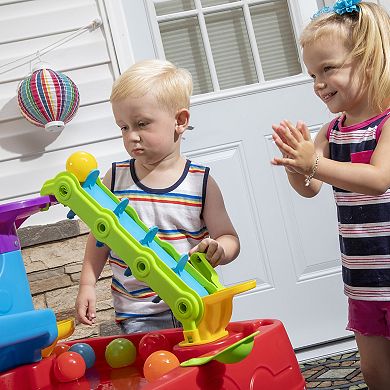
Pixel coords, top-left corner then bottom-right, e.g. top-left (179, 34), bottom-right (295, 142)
top-left (105, 338), bottom-right (137, 368)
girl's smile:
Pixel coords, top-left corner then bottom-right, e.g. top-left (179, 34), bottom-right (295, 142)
top-left (321, 91), bottom-right (337, 102)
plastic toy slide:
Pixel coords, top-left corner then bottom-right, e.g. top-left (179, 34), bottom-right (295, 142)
top-left (41, 153), bottom-right (255, 345)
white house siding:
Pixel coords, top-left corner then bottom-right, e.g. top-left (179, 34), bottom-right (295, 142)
top-left (0, 0), bottom-right (128, 225)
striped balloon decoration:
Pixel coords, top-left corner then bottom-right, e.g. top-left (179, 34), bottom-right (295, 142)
top-left (17, 68), bottom-right (80, 132)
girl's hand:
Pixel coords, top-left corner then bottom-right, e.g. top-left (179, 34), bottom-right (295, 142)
top-left (271, 120), bottom-right (317, 175)
top-left (189, 238), bottom-right (225, 267)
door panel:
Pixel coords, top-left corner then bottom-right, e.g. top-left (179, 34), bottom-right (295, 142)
top-left (186, 142), bottom-right (272, 289)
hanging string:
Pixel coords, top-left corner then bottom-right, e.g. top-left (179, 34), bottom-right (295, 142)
top-left (0, 18), bottom-right (102, 76)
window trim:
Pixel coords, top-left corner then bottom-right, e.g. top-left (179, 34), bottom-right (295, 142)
top-left (191, 73), bottom-right (312, 105)
top-left (104, 0), bottom-right (319, 103)
top-left (101, 0), bottom-right (136, 73)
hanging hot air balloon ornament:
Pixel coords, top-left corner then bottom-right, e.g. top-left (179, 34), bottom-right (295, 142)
top-left (17, 67), bottom-right (80, 132)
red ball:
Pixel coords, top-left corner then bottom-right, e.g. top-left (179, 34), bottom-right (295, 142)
top-left (143, 350), bottom-right (180, 382)
top-left (53, 351), bottom-right (86, 382)
top-left (138, 333), bottom-right (171, 361)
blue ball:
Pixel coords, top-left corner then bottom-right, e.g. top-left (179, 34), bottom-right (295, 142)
top-left (69, 343), bottom-right (96, 369)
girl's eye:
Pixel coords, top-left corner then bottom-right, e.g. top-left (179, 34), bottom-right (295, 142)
top-left (120, 126), bottom-right (128, 132)
top-left (310, 74), bottom-right (316, 80)
top-left (324, 66), bottom-right (333, 72)
top-left (138, 121), bottom-right (146, 128)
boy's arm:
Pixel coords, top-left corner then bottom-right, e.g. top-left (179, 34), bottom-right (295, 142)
top-left (76, 233), bottom-right (110, 325)
top-left (76, 168), bottom-right (112, 325)
top-left (190, 175), bottom-right (240, 267)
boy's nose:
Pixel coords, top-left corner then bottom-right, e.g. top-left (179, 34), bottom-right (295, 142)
top-left (128, 131), bottom-right (141, 142)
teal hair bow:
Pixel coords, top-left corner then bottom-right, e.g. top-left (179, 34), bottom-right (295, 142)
top-left (312, 0), bottom-right (361, 19)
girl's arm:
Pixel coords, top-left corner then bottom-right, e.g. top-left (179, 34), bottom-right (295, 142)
top-left (189, 175), bottom-right (240, 267)
top-left (273, 119), bottom-right (390, 196)
top-left (317, 120), bottom-right (390, 195)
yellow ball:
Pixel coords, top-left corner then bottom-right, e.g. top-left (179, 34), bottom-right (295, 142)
top-left (66, 151), bottom-right (98, 182)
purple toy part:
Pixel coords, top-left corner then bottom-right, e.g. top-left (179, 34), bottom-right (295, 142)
top-left (0, 195), bottom-right (55, 254)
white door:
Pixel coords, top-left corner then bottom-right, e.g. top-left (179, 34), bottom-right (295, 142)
top-left (105, 0), bottom-right (349, 349)
top-left (380, 0), bottom-right (390, 10)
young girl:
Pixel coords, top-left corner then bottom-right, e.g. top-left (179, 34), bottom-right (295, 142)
top-left (271, 1), bottom-right (390, 389)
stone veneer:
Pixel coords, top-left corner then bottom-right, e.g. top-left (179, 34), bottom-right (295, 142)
top-left (19, 219), bottom-right (122, 341)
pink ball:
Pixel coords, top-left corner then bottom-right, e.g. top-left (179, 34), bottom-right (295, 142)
top-left (138, 333), bottom-right (171, 361)
top-left (54, 351), bottom-right (86, 382)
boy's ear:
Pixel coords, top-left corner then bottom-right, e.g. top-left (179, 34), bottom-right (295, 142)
top-left (175, 109), bottom-right (190, 134)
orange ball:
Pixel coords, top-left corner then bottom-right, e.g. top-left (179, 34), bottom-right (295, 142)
top-left (143, 350), bottom-right (180, 382)
top-left (53, 344), bottom-right (70, 357)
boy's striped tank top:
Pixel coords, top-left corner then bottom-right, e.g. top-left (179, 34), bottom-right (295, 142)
top-left (327, 108), bottom-right (390, 300)
top-left (108, 159), bottom-right (210, 320)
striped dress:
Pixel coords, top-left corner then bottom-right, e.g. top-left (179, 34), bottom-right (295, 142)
top-left (109, 158), bottom-right (210, 321)
top-left (327, 108), bottom-right (390, 301)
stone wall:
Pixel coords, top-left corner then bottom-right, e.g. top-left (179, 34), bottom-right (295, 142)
top-left (19, 219), bottom-right (121, 341)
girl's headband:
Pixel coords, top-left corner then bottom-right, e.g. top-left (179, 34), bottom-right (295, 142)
top-left (312, 0), bottom-right (361, 20)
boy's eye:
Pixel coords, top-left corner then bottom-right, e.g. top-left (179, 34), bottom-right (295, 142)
top-left (138, 121), bottom-right (146, 128)
top-left (120, 126), bottom-right (128, 132)
top-left (310, 74), bottom-right (316, 80)
top-left (324, 66), bottom-right (333, 72)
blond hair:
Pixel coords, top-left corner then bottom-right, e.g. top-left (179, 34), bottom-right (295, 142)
top-left (110, 59), bottom-right (192, 114)
top-left (300, 2), bottom-right (390, 112)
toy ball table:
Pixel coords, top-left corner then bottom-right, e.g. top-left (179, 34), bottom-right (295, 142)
top-left (0, 319), bottom-right (305, 390)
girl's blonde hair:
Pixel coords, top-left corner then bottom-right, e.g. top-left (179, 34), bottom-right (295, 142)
top-left (110, 59), bottom-right (193, 114)
top-left (300, 2), bottom-right (390, 112)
